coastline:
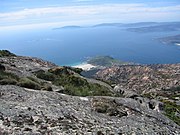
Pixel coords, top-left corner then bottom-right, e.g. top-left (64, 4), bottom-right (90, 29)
top-left (72, 62), bottom-right (96, 71)
top-left (175, 43), bottom-right (180, 46)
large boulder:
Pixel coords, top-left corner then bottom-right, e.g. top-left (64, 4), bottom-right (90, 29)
top-left (114, 85), bottom-right (139, 98)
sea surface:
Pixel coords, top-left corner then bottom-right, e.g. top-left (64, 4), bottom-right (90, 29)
top-left (0, 26), bottom-right (180, 65)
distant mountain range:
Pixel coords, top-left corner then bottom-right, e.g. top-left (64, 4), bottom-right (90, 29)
top-left (53, 25), bottom-right (82, 30)
top-left (93, 22), bottom-right (158, 28)
top-left (53, 22), bottom-right (180, 33)
top-left (93, 23), bottom-right (123, 27)
top-left (127, 22), bottom-right (180, 32)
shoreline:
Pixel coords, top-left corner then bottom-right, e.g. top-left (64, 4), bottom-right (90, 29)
top-left (175, 43), bottom-right (180, 46)
top-left (72, 62), bottom-right (96, 71)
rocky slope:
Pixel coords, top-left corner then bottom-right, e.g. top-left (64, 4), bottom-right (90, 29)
top-left (0, 85), bottom-right (179, 135)
top-left (0, 51), bottom-right (180, 134)
top-left (95, 64), bottom-right (180, 94)
top-left (95, 64), bottom-right (180, 126)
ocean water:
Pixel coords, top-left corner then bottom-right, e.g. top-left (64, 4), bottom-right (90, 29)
top-left (0, 26), bottom-right (180, 65)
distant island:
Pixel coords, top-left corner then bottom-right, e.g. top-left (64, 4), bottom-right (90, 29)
top-left (93, 22), bottom-right (158, 28)
top-left (158, 34), bottom-right (180, 46)
top-left (127, 22), bottom-right (180, 32)
top-left (53, 25), bottom-right (82, 30)
top-left (52, 22), bottom-right (180, 32)
top-left (93, 23), bottom-right (123, 27)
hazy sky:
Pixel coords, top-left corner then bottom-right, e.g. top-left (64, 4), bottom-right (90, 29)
top-left (0, 0), bottom-right (180, 28)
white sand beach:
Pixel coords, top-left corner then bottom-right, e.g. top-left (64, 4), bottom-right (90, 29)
top-left (72, 63), bottom-right (96, 71)
top-left (175, 43), bottom-right (180, 46)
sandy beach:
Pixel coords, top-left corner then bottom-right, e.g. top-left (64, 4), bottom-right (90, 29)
top-left (72, 63), bottom-right (96, 71)
top-left (175, 43), bottom-right (180, 46)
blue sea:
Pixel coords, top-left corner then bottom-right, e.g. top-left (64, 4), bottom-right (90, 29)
top-left (0, 26), bottom-right (180, 65)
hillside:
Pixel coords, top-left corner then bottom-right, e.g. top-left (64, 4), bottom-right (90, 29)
top-left (0, 50), bottom-right (179, 134)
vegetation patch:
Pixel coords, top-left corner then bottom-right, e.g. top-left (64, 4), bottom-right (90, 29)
top-left (17, 77), bottom-right (41, 90)
top-left (162, 100), bottom-right (180, 126)
top-left (0, 70), bottom-right (52, 90)
top-left (87, 56), bottom-right (128, 67)
top-left (35, 67), bottom-right (114, 97)
top-left (0, 78), bottom-right (17, 85)
top-left (63, 66), bottom-right (83, 74)
top-left (0, 50), bottom-right (16, 57)
top-left (0, 71), bottom-right (19, 82)
top-left (35, 70), bottom-right (55, 81)
top-left (92, 98), bottom-right (128, 117)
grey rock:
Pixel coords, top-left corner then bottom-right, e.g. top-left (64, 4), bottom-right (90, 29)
top-left (114, 85), bottom-right (139, 98)
top-left (0, 85), bottom-right (179, 135)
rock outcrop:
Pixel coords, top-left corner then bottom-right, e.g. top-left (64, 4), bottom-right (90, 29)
top-left (0, 85), bottom-right (179, 135)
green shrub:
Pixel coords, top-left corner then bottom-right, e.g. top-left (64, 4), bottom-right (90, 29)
top-left (35, 67), bottom-right (114, 96)
top-left (0, 78), bottom-right (17, 85)
top-left (0, 50), bottom-right (16, 57)
top-left (0, 70), bottom-right (18, 85)
top-left (68, 75), bottom-right (88, 86)
top-left (35, 70), bottom-right (55, 81)
top-left (0, 71), bottom-right (19, 81)
top-left (64, 66), bottom-right (83, 74)
top-left (48, 67), bottom-right (72, 76)
top-left (18, 77), bottom-right (41, 90)
top-left (162, 100), bottom-right (180, 125)
top-left (61, 82), bottom-right (113, 97)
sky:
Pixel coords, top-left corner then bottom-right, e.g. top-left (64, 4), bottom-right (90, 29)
top-left (0, 0), bottom-right (180, 28)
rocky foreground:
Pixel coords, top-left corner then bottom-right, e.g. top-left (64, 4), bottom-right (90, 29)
top-left (0, 50), bottom-right (180, 134)
top-left (0, 85), bottom-right (179, 135)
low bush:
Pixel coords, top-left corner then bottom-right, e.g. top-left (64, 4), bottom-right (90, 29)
top-left (48, 67), bottom-right (72, 76)
top-left (18, 77), bottom-right (41, 90)
top-left (0, 50), bottom-right (16, 57)
top-left (162, 100), bottom-right (180, 126)
top-left (35, 70), bottom-right (55, 81)
top-left (35, 67), bottom-right (114, 96)
top-left (64, 66), bottom-right (83, 74)
top-left (0, 71), bottom-right (19, 81)
top-left (62, 82), bottom-right (113, 97)
top-left (0, 78), bottom-right (17, 85)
